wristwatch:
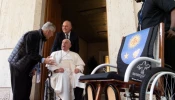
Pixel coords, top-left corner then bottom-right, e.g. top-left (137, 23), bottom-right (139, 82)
top-left (170, 27), bottom-right (175, 32)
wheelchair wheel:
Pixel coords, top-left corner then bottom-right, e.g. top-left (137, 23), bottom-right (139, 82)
top-left (105, 84), bottom-right (120, 100)
top-left (85, 83), bottom-right (96, 100)
top-left (139, 67), bottom-right (175, 100)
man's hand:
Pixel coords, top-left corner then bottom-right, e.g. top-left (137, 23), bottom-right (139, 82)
top-left (74, 68), bottom-right (80, 74)
top-left (54, 68), bottom-right (64, 73)
top-left (166, 29), bottom-right (175, 39)
top-left (32, 69), bottom-right (36, 76)
top-left (44, 56), bottom-right (56, 65)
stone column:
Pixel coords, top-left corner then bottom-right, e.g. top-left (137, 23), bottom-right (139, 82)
top-left (106, 0), bottom-right (141, 68)
top-left (0, 0), bottom-right (45, 99)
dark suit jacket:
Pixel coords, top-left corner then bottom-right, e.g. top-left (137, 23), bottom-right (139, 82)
top-left (51, 31), bottom-right (79, 53)
top-left (8, 29), bottom-right (46, 73)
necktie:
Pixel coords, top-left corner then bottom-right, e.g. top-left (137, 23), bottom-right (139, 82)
top-left (66, 34), bottom-right (69, 39)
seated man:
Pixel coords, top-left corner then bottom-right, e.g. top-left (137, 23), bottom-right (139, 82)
top-left (46, 39), bottom-right (85, 100)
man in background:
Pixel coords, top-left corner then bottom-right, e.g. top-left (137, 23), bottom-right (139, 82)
top-left (51, 20), bottom-right (79, 53)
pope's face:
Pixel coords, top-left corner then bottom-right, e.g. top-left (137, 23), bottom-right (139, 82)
top-left (61, 39), bottom-right (71, 51)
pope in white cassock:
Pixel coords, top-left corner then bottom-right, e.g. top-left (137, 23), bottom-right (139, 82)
top-left (46, 39), bottom-right (85, 100)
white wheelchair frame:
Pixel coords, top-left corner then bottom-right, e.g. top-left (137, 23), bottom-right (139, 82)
top-left (81, 23), bottom-right (175, 100)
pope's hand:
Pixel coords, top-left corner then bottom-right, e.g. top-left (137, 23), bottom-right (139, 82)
top-left (74, 68), bottom-right (80, 74)
top-left (44, 56), bottom-right (56, 65)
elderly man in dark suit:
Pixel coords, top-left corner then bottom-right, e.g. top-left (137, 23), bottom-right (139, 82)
top-left (8, 22), bottom-right (56, 100)
top-left (51, 20), bottom-right (79, 53)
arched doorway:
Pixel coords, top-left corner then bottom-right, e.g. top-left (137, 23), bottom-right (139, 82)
top-left (37, 0), bottom-right (108, 99)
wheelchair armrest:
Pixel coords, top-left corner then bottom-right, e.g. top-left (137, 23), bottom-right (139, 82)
top-left (48, 70), bottom-right (53, 77)
top-left (91, 64), bottom-right (117, 74)
top-left (124, 57), bottom-right (161, 82)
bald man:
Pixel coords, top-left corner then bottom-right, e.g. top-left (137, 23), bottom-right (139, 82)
top-left (47, 39), bottom-right (85, 100)
top-left (51, 20), bottom-right (79, 53)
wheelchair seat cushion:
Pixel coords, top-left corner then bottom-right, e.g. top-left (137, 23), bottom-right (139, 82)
top-left (79, 72), bottom-right (124, 81)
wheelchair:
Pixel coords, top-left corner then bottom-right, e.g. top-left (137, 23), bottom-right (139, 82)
top-left (79, 23), bottom-right (175, 100)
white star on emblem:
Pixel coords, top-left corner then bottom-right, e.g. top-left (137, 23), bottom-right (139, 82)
top-left (124, 53), bottom-right (129, 59)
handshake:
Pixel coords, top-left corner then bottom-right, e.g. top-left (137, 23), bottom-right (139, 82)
top-left (44, 56), bottom-right (57, 65)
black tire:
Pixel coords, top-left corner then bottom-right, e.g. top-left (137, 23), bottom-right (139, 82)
top-left (139, 67), bottom-right (174, 100)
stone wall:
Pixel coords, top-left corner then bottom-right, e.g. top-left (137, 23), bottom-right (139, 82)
top-left (0, 0), bottom-right (45, 99)
top-left (0, 88), bottom-right (12, 100)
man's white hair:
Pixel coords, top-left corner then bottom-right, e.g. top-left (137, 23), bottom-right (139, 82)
top-left (42, 22), bottom-right (56, 32)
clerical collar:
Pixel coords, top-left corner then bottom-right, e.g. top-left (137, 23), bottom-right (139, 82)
top-left (62, 50), bottom-right (70, 53)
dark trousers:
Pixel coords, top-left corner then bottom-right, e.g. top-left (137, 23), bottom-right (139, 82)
top-left (74, 87), bottom-right (84, 100)
top-left (165, 39), bottom-right (175, 70)
top-left (10, 64), bottom-right (33, 100)
top-left (164, 40), bottom-right (175, 99)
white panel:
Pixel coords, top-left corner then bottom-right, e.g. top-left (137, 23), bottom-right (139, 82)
top-left (0, 49), bottom-right (12, 87)
top-left (0, 88), bottom-right (12, 100)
